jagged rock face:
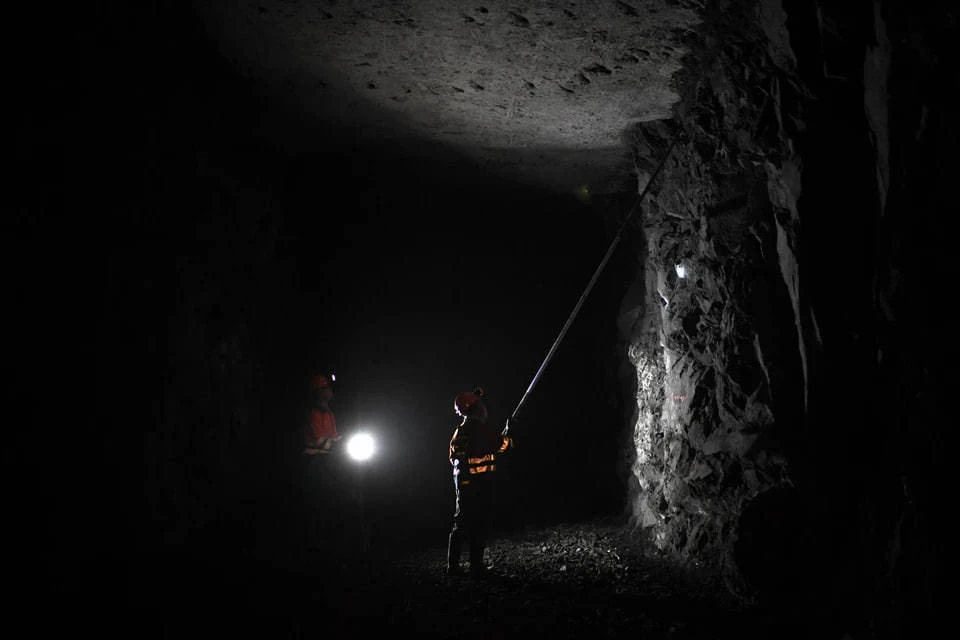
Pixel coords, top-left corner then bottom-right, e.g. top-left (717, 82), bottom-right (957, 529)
top-left (621, 0), bottom-right (951, 631)
top-left (621, 18), bottom-right (800, 564)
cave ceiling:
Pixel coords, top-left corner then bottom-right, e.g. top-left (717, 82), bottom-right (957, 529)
top-left (191, 0), bottom-right (702, 194)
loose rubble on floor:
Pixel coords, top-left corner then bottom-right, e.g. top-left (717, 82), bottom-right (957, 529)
top-left (288, 516), bottom-right (807, 639)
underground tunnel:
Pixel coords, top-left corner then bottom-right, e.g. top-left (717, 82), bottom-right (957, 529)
top-left (21, 0), bottom-right (951, 637)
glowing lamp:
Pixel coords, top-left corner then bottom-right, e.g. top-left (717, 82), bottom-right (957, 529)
top-left (346, 432), bottom-right (376, 462)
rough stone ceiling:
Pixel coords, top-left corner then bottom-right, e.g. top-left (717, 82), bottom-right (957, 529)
top-left (191, 1), bottom-right (702, 194)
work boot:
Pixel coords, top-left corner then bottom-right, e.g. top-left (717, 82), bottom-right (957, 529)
top-left (447, 530), bottom-right (462, 574)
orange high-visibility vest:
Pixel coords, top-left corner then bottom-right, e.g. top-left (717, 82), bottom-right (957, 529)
top-left (449, 417), bottom-right (513, 483)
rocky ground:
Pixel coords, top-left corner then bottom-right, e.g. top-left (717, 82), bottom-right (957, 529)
top-left (108, 515), bottom-right (815, 639)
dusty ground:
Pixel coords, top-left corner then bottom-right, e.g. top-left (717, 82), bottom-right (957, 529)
top-left (110, 514), bottom-right (811, 639)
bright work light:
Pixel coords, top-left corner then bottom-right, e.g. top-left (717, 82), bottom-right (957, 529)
top-left (675, 263), bottom-right (687, 279)
top-left (346, 432), bottom-right (376, 462)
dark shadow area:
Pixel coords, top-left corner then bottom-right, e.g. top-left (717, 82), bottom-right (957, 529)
top-left (79, 517), bottom-right (810, 639)
top-left (19, 0), bottom-right (631, 617)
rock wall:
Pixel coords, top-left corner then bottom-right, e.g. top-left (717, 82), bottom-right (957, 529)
top-left (621, 0), bottom-right (951, 634)
top-left (622, 0), bottom-right (800, 565)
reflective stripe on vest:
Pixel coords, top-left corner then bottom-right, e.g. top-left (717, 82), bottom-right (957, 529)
top-left (469, 464), bottom-right (495, 475)
top-left (453, 437), bottom-right (512, 477)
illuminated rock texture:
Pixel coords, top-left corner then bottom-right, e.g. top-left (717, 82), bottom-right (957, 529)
top-left (621, 0), bottom-right (804, 567)
top-left (620, 0), bottom-right (950, 632)
top-left (190, 0), bottom-right (704, 194)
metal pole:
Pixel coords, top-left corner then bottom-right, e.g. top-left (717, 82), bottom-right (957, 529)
top-left (504, 139), bottom-right (676, 435)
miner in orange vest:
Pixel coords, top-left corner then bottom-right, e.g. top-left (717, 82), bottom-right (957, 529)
top-left (303, 373), bottom-right (341, 455)
top-left (301, 372), bottom-right (344, 551)
top-left (446, 386), bottom-right (514, 578)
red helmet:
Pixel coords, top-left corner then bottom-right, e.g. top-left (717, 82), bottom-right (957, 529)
top-left (454, 386), bottom-right (485, 417)
top-left (311, 373), bottom-right (336, 390)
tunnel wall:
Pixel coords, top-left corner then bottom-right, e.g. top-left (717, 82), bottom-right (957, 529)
top-left (621, 0), bottom-right (949, 634)
top-left (622, 0), bottom-right (801, 566)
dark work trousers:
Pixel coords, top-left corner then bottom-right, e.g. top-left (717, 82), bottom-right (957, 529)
top-left (301, 452), bottom-right (351, 549)
top-left (301, 451), bottom-right (373, 558)
top-left (447, 473), bottom-right (495, 570)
